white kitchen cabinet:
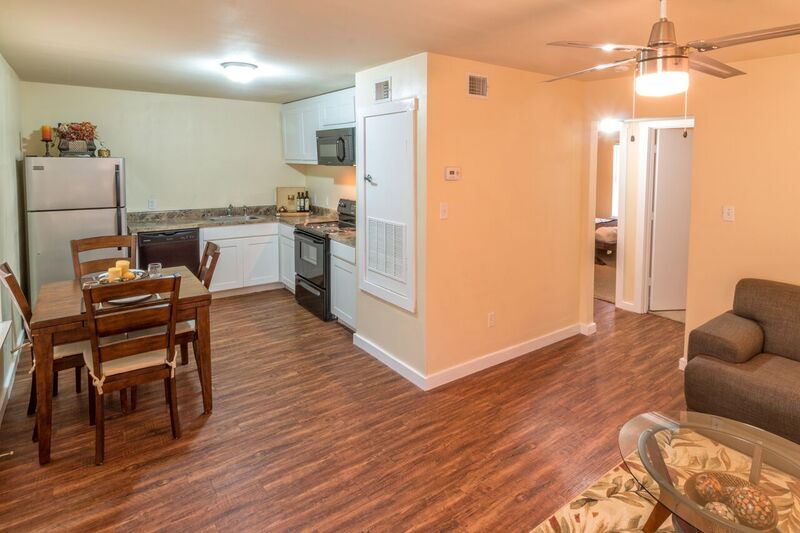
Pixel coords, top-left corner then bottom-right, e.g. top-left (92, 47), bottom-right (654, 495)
top-left (209, 239), bottom-right (243, 291)
top-left (319, 87), bottom-right (355, 129)
top-left (331, 241), bottom-right (357, 330)
top-left (200, 223), bottom-right (279, 292)
top-left (281, 87), bottom-right (355, 164)
top-left (279, 235), bottom-right (296, 291)
top-left (242, 236), bottom-right (279, 286)
top-left (281, 101), bottom-right (319, 164)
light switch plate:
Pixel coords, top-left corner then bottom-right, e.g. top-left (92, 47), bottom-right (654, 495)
top-left (439, 202), bottom-right (448, 219)
top-left (147, 198), bottom-right (157, 210)
top-left (722, 205), bottom-right (735, 222)
top-left (444, 167), bottom-right (461, 181)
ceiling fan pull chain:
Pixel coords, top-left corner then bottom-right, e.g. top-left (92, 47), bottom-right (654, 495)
top-left (630, 70), bottom-right (637, 142)
top-left (683, 88), bottom-right (689, 138)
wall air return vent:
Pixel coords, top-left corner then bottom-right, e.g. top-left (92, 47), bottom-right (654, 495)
top-left (374, 78), bottom-right (392, 103)
top-left (367, 217), bottom-right (406, 282)
top-left (467, 74), bottom-right (489, 98)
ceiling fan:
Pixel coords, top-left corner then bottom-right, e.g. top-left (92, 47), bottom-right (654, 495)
top-left (546, 0), bottom-right (800, 96)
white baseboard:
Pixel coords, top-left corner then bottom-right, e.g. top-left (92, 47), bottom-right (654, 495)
top-left (616, 301), bottom-right (640, 313)
top-left (354, 323), bottom-right (581, 391)
top-left (352, 334), bottom-right (427, 389)
top-left (580, 322), bottom-right (597, 335)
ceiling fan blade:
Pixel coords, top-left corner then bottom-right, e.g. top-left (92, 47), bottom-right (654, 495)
top-left (548, 41), bottom-right (650, 52)
top-left (687, 23), bottom-right (800, 51)
top-left (545, 57), bottom-right (637, 82)
top-left (689, 53), bottom-right (746, 79)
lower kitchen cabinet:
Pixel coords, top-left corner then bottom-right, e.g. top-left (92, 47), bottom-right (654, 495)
top-left (200, 223), bottom-right (279, 292)
top-left (331, 253), bottom-right (357, 330)
top-left (242, 236), bottom-right (279, 286)
top-left (279, 234), bottom-right (295, 291)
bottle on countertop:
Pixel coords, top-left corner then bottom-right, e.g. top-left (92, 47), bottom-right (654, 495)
top-left (304, 191), bottom-right (310, 212)
top-left (295, 193), bottom-right (301, 212)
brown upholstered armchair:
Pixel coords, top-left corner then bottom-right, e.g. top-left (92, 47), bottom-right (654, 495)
top-left (684, 278), bottom-right (800, 444)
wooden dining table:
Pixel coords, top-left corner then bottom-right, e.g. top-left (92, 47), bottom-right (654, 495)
top-left (30, 266), bottom-right (212, 465)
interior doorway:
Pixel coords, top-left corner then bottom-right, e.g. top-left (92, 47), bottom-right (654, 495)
top-left (594, 131), bottom-right (621, 304)
top-left (582, 117), bottom-right (695, 334)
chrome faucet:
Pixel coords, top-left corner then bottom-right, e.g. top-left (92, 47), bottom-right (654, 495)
top-left (243, 205), bottom-right (249, 217)
top-left (227, 204), bottom-right (233, 217)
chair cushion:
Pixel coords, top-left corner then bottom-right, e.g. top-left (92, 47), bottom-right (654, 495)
top-left (734, 279), bottom-right (800, 362)
top-left (83, 348), bottom-right (174, 378)
top-left (685, 353), bottom-right (800, 444)
top-left (53, 340), bottom-right (90, 360)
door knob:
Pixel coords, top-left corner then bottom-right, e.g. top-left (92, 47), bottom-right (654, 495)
top-left (364, 174), bottom-right (376, 185)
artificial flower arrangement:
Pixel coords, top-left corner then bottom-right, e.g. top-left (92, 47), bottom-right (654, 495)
top-left (56, 121), bottom-right (97, 141)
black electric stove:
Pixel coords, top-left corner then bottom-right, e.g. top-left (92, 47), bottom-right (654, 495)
top-left (294, 199), bottom-right (355, 320)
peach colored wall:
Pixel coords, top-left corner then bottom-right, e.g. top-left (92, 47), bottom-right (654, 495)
top-left (583, 53), bottom-right (800, 344)
top-left (425, 54), bottom-right (586, 374)
top-left (595, 136), bottom-right (615, 218)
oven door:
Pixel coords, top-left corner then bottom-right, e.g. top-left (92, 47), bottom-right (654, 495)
top-left (316, 129), bottom-right (354, 166)
top-left (295, 231), bottom-right (326, 287)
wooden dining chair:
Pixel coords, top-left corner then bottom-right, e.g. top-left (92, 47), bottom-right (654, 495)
top-left (176, 241), bottom-right (220, 366)
top-left (82, 274), bottom-right (182, 465)
top-left (0, 263), bottom-right (86, 436)
top-left (71, 235), bottom-right (137, 279)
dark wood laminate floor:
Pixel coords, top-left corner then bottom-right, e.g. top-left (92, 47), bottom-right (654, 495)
top-left (0, 292), bottom-right (685, 531)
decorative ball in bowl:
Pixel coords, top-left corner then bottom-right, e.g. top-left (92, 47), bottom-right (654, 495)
top-left (686, 472), bottom-right (778, 530)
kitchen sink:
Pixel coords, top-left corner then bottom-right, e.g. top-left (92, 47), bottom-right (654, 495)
top-left (207, 215), bottom-right (264, 222)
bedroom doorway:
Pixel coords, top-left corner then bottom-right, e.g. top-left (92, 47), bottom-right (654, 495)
top-left (594, 124), bottom-right (621, 304)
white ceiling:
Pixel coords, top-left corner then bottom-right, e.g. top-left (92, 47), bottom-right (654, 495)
top-left (2, 0), bottom-right (800, 103)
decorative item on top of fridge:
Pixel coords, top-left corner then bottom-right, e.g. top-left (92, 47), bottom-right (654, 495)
top-left (55, 121), bottom-right (99, 157)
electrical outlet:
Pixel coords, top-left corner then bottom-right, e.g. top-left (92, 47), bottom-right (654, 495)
top-left (722, 205), bottom-right (735, 222)
top-left (147, 197), bottom-right (157, 210)
top-left (439, 202), bottom-right (448, 220)
top-left (487, 312), bottom-right (496, 328)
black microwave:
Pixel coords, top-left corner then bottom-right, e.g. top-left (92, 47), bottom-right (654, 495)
top-left (316, 127), bottom-right (355, 166)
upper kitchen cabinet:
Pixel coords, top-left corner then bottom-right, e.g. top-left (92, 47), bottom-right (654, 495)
top-left (319, 88), bottom-right (355, 129)
top-left (282, 101), bottom-right (319, 164)
top-left (281, 87), bottom-right (354, 164)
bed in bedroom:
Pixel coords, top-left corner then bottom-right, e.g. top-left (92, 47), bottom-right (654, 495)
top-left (595, 218), bottom-right (617, 265)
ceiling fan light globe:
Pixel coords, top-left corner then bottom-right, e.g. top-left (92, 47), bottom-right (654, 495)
top-left (635, 71), bottom-right (689, 96)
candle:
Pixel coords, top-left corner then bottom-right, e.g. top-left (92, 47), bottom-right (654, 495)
top-left (41, 125), bottom-right (52, 142)
top-left (115, 260), bottom-right (130, 275)
top-left (107, 267), bottom-right (122, 281)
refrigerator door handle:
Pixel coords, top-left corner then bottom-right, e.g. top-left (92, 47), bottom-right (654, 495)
top-left (114, 164), bottom-right (122, 207)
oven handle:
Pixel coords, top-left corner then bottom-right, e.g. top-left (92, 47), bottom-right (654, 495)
top-left (295, 232), bottom-right (325, 246)
top-left (297, 279), bottom-right (321, 297)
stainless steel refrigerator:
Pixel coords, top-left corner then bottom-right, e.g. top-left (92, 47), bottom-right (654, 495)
top-left (24, 157), bottom-right (126, 304)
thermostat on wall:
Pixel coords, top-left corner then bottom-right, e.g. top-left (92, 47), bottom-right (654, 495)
top-left (444, 167), bottom-right (461, 181)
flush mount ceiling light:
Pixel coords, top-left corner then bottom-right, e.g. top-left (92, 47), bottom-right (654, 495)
top-left (221, 61), bottom-right (258, 83)
top-left (545, 0), bottom-right (800, 97)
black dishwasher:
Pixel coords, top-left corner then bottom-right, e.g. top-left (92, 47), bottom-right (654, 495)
top-left (137, 228), bottom-right (200, 273)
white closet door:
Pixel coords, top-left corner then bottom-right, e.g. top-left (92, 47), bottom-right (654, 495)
top-left (358, 99), bottom-right (416, 312)
top-left (649, 128), bottom-right (693, 311)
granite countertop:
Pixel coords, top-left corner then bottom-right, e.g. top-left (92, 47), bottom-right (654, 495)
top-left (127, 205), bottom-right (355, 248)
top-left (330, 231), bottom-right (356, 248)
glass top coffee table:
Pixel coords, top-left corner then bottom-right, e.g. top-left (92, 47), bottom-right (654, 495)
top-left (620, 412), bottom-right (800, 533)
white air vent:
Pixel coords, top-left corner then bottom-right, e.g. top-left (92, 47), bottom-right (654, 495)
top-left (367, 217), bottom-right (405, 281)
top-left (467, 74), bottom-right (488, 98)
top-left (374, 78), bottom-right (392, 103)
